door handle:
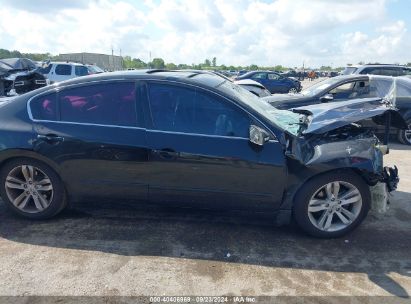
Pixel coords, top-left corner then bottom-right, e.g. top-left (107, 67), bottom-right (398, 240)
top-left (37, 134), bottom-right (64, 143)
top-left (152, 149), bottom-right (178, 160)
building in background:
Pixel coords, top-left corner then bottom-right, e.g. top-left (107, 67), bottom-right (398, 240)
top-left (58, 52), bottom-right (123, 71)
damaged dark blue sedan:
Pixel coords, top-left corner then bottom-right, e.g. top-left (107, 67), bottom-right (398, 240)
top-left (0, 70), bottom-right (402, 238)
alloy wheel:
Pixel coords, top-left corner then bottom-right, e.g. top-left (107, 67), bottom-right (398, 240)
top-left (307, 181), bottom-right (362, 232)
top-left (289, 88), bottom-right (298, 94)
top-left (5, 165), bottom-right (54, 213)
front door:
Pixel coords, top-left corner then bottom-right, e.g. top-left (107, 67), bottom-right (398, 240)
top-left (144, 82), bottom-right (287, 211)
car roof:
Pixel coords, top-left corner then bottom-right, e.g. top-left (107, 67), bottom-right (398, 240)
top-left (49, 61), bottom-right (87, 66)
top-left (21, 69), bottom-right (229, 98)
top-left (347, 64), bottom-right (407, 69)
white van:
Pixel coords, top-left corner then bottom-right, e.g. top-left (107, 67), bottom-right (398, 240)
top-left (39, 62), bottom-right (90, 83)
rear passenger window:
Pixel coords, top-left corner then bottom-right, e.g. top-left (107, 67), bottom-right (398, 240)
top-left (59, 82), bottom-right (137, 126)
top-left (30, 93), bottom-right (57, 121)
top-left (55, 64), bottom-right (72, 75)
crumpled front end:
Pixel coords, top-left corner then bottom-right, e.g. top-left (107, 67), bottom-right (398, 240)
top-left (284, 123), bottom-right (399, 194)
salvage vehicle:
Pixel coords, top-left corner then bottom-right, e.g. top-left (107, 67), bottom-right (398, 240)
top-left (235, 71), bottom-right (301, 94)
top-left (0, 70), bottom-right (402, 238)
top-left (0, 58), bottom-right (48, 97)
top-left (266, 75), bottom-right (411, 145)
top-left (342, 64), bottom-right (411, 77)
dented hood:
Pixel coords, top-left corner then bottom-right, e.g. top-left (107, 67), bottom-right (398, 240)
top-left (292, 97), bottom-right (407, 135)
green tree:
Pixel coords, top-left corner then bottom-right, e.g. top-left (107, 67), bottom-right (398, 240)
top-left (320, 66), bottom-right (332, 71)
top-left (178, 63), bottom-right (190, 69)
top-left (212, 57), bottom-right (216, 67)
top-left (249, 64), bottom-right (258, 71)
top-left (407, 63), bottom-right (411, 67)
top-left (273, 65), bottom-right (284, 71)
top-left (166, 62), bottom-right (177, 70)
top-left (150, 58), bottom-right (165, 69)
top-left (204, 59), bottom-right (211, 67)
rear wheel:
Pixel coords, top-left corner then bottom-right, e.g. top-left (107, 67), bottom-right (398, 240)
top-left (293, 171), bottom-right (371, 238)
top-left (288, 87), bottom-right (298, 94)
top-left (398, 119), bottom-right (411, 145)
top-left (0, 158), bottom-right (67, 219)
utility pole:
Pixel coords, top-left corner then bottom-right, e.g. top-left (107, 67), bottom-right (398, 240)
top-left (111, 45), bottom-right (114, 71)
top-left (120, 48), bottom-right (123, 70)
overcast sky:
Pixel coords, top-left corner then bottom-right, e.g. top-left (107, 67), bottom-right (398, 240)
top-left (0, 0), bottom-right (410, 67)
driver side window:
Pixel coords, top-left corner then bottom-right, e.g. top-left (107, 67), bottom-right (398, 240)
top-left (328, 82), bottom-right (356, 99)
top-left (251, 73), bottom-right (267, 80)
top-left (268, 73), bottom-right (280, 80)
top-left (148, 83), bottom-right (250, 138)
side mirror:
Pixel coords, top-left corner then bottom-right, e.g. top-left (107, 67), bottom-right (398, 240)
top-left (320, 93), bottom-right (334, 102)
top-left (249, 125), bottom-right (270, 146)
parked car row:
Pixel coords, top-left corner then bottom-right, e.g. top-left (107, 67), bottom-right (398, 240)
top-left (0, 58), bottom-right (105, 97)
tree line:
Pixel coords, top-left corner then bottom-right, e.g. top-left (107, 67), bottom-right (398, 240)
top-left (2, 48), bottom-right (410, 71)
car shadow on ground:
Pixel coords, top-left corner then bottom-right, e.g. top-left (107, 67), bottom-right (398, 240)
top-left (0, 192), bottom-right (410, 297)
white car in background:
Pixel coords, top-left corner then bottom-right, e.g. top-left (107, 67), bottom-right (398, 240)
top-left (39, 62), bottom-right (90, 83)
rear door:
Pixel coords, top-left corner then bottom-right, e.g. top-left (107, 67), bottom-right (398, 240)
top-left (144, 81), bottom-right (287, 211)
top-left (29, 81), bottom-right (150, 202)
top-left (250, 72), bottom-right (270, 91)
top-left (268, 73), bottom-right (286, 93)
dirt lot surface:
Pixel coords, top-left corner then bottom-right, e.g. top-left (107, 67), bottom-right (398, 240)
top-left (0, 144), bottom-right (410, 299)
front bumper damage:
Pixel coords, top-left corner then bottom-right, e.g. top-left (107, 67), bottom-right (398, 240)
top-left (370, 166), bottom-right (399, 214)
top-left (382, 166), bottom-right (399, 192)
top-left (285, 129), bottom-right (400, 214)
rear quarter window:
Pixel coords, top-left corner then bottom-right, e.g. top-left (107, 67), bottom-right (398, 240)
top-left (55, 64), bottom-right (72, 76)
top-left (75, 66), bottom-right (89, 76)
top-left (30, 93), bottom-right (58, 121)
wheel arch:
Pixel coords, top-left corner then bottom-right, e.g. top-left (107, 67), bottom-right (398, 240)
top-left (280, 166), bottom-right (373, 213)
top-left (0, 149), bottom-right (62, 177)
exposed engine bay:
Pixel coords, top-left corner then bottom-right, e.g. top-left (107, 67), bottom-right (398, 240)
top-left (0, 58), bottom-right (47, 97)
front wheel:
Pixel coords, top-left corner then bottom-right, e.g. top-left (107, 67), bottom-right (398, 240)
top-left (293, 171), bottom-right (371, 238)
top-left (0, 158), bottom-right (67, 219)
top-left (288, 87), bottom-right (298, 94)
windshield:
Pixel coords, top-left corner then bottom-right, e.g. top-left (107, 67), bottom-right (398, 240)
top-left (88, 65), bottom-right (104, 74)
top-left (342, 67), bottom-right (357, 75)
top-left (300, 77), bottom-right (342, 96)
top-left (218, 81), bottom-right (305, 135)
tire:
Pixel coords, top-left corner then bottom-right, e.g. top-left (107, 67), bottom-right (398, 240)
top-left (288, 87), bottom-right (298, 94)
top-left (293, 171), bottom-right (371, 238)
top-left (0, 158), bottom-right (67, 219)
top-left (397, 119), bottom-right (411, 145)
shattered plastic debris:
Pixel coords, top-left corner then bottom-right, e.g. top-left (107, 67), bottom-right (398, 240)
top-left (370, 182), bottom-right (389, 215)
